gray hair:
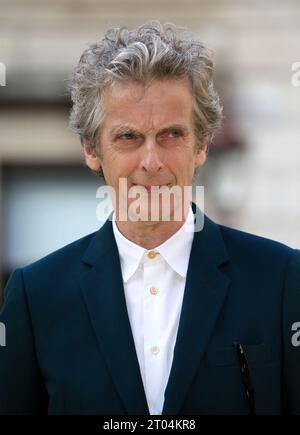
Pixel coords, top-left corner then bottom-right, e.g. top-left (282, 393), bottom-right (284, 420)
top-left (69, 21), bottom-right (222, 160)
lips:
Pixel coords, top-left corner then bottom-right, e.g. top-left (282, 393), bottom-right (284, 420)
top-left (132, 184), bottom-right (171, 192)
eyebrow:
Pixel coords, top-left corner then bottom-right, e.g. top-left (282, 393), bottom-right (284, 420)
top-left (109, 123), bottom-right (190, 139)
top-left (157, 124), bottom-right (190, 136)
top-left (109, 124), bottom-right (141, 139)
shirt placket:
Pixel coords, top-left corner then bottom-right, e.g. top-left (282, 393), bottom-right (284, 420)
top-left (143, 251), bottom-right (165, 415)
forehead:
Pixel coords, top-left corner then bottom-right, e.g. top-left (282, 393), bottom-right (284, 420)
top-left (101, 78), bottom-right (194, 132)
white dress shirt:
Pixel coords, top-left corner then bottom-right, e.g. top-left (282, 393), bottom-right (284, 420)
top-left (112, 205), bottom-right (194, 415)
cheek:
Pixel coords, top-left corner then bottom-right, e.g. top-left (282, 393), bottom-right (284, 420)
top-left (106, 153), bottom-right (139, 180)
top-left (170, 153), bottom-right (195, 176)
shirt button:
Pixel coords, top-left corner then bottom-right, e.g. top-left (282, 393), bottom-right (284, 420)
top-left (150, 286), bottom-right (158, 295)
top-left (147, 250), bottom-right (159, 260)
top-left (151, 346), bottom-right (160, 355)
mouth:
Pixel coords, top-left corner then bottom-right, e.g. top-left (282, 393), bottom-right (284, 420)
top-left (132, 184), bottom-right (171, 192)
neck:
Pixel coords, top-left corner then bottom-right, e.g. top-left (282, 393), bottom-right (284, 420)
top-left (114, 203), bottom-right (191, 249)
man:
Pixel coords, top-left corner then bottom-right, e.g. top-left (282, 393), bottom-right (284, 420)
top-left (0, 21), bottom-right (299, 415)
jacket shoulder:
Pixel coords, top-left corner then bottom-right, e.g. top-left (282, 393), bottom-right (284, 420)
top-left (22, 230), bottom-right (98, 277)
top-left (217, 222), bottom-right (294, 265)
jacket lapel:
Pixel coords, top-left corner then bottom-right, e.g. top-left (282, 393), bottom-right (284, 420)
top-left (80, 217), bottom-right (149, 415)
top-left (162, 205), bottom-right (231, 414)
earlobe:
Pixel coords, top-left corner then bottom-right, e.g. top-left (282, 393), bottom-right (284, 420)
top-left (195, 148), bottom-right (207, 168)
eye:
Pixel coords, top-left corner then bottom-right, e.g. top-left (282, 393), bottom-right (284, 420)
top-left (114, 131), bottom-right (143, 149)
top-left (168, 129), bottom-right (182, 137)
top-left (119, 132), bottom-right (137, 140)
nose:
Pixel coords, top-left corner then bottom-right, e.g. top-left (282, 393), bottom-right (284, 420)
top-left (139, 137), bottom-right (163, 175)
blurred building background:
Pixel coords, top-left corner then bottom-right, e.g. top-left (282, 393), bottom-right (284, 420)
top-left (0, 0), bottom-right (300, 298)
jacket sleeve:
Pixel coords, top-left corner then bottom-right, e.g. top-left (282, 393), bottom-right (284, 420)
top-left (282, 249), bottom-right (300, 414)
top-left (0, 268), bottom-right (48, 414)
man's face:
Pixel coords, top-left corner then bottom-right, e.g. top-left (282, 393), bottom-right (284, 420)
top-left (84, 78), bottom-right (206, 221)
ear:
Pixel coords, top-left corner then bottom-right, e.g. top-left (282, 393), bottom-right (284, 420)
top-left (194, 143), bottom-right (207, 168)
top-left (83, 140), bottom-right (102, 171)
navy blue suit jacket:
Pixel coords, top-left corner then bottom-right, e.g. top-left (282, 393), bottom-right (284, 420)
top-left (1, 204), bottom-right (300, 414)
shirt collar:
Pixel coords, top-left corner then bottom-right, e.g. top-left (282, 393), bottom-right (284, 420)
top-left (112, 215), bottom-right (146, 283)
top-left (112, 204), bottom-right (195, 283)
top-left (154, 205), bottom-right (194, 278)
